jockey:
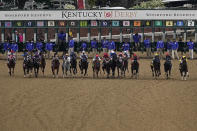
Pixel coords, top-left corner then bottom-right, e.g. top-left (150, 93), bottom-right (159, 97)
top-left (123, 51), bottom-right (129, 59)
top-left (118, 53), bottom-right (124, 59)
top-left (93, 54), bottom-right (101, 62)
top-left (70, 51), bottom-right (76, 60)
top-left (63, 53), bottom-right (71, 62)
top-left (7, 49), bottom-right (16, 63)
top-left (53, 53), bottom-right (59, 60)
top-left (131, 53), bottom-right (139, 62)
top-left (153, 53), bottom-right (160, 64)
top-left (110, 50), bottom-right (117, 59)
top-left (80, 51), bottom-right (88, 61)
top-left (165, 52), bottom-right (171, 63)
top-left (180, 55), bottom-right (188, 63)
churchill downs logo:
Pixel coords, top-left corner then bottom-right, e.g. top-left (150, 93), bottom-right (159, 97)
top-left (62, 11), bottom-right (103, 19)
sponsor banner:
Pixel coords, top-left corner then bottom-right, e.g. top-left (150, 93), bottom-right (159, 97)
top-left (123, 21), bottom-right (130, 26)
top-left (91, 20), bottom-right (98, 26)
top-left (187, 20), bottom-right (195, 26)
top-left (5, 22), bottom-right (12, 27)
top-left (48, 21), bottom-right (55, 26)
top-left (0, 10), bottom-right (197, 20)
top-left (166, 21), bottom-right (173, 26)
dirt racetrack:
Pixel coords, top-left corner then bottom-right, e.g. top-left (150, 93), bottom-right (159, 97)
top-left (0, 59), bottom-right (197, 131)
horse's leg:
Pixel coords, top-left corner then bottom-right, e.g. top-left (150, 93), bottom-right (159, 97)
top-left (62, 66), bottom-right (65, 78)
top-left (9, 67), bottom-right (11, 76)
top-left (23, 67), bottom-right (26, 77)
top-left (56, 68), bottom-right (59, 78)
top-left (117, 67), bottom-right (119, 77)
top-left (52, 68), bottom-right (55, 78)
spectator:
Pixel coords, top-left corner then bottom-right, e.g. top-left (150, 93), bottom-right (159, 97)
top-left (122, 41), bottom-right (130, 57)
top-left (58, 31), bottom-right (66, 51)
top-left (81, 41), bottom-right (87, 52)
top-left (11, 42), bottom-right (18, 59)
top-left (166, 39), bottom-right (172, 55)
top-left (26, 40), bottom-right (34, 56)
top-left (36, 40), bottom-right (43, 53)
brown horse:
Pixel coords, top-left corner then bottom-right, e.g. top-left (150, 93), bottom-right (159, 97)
top-left (7, 57), bottom-right (16, 76)
top-left (92, 59), bottom-right (101, 78)
top-left (51, 58), bottom-right (60, 78)
top-left (40, 53), bottom-right (46, 76)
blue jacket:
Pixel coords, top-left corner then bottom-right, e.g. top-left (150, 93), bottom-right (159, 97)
top-left (69, 40), bottom-right (74, 48)
top-left (26, 42), bottom-right (34, 51)
top-left (171, 42), bottom-right (179, 50)
top-left (102, 40), bottom-right (108, 48)
top-left (3, 42), bottom-right (11, 50)
top-left (122, 43), bottom-right (130, 51)
top-left (133, 34), bottom-right (141, 43)
top-left (58, 33), bottom-right (66, 41)
top-left (81, 42), bottom-right (87, 50)
top-left (46, 42), bottom-right (54, 51)
top-left (91, 41), bottom-right (97, 48)
top-left (11, 43), bottom-right (18, 52)
top-left (167, 42), bottom-right (172, 50)
top-left (36, 42), bottom-right (43, 51)
top-left (108, 41), bottom-right (115, 50)
top-left (144, 39), bottom-right (151, 48)
top-left (156, 41), bottom-right (164, 49)
top-left (187, 41), bottom-right (194, 49)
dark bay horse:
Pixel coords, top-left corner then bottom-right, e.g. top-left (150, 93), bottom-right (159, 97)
top-left (79, 58), bottom-right (88, 76)
top-left (131, 59), bottom-right (139, 79)
top-left (92, 59), bottom-right (101, 78)
top-left (179, 59), bottom-right (189, 80)
top-left (23, 55), bottom-right (34, 77)
top-left (33, 56), bottom-right (41, 78)
top-left (164, 58), bottom-right (172, 79)
top-left (123, 56), bottom-right (129, 76)
top-left (151, 59), bottom-right (161, 79)
top-left (116, 56), bottom-right (124, 77)
top-left (70, 55), bottom-right (77, 75)
top-left (110, 55), bottom-right (117, 78)
top-left (51, 58), bottom-right (60, 78)
top-left (102, 58), bottom-right (111, 78)
top-left (40, 53), bottom-right (46, 76)
top-left (7, 56), bottom-right (16, 76)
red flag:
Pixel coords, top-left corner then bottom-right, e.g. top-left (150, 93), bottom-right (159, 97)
top-left (78, 0), bottom-right (84, 9)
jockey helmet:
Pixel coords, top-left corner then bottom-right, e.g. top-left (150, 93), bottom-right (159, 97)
top-left (11, 50), bottom-right (14, 53)
top-left (165, 52), bottom-right (169, 56)
top-left (124, 51), bottom-right (127, 54)
top-left (104, 53), bottom-right (108, 57)
top-left (182, 56), bottom-right (186, 59)
top-left (111, 50), bottom-right (115, 54)
top-left (96, 54), bottom-right (99, 57)
top-left (155, 53), bottom-right (159, 56)
top-left (133, 53), bottom-right (137, 57)
top-left (66, 53), bottom-right (69, 56)
top-left (82, 51), bottom-right (85, 54)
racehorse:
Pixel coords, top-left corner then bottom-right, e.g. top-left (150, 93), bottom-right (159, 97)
top-left (151, 60), bottom-right (161, 79)
top-left (123, 57), bottom-right (129, 76)
top-left (164, 59), bottom-right (172, 79)
top-left (92, 59), bottom-right (100, 78)
top-left (131, 59), bottom-right (139, 79)
top-left (51, 58), bottom-right (60, 78)
top-left (33, 56), bottom-right (41, 78)
top-left (70, 54), bottom-right (77, 75)
top-left (62, 56), bottom-right (71, 78)
top-left (23, 55), bottom-right (34, 77)
top-left (102, 58), bottom-right (111, 78)
top-left (7, 56), bottom-right (16, 76)
top-left (40, 53), bottom-right (46, 76)
top-left (110, 54), bottom-right (117, 78)
top-left (179, 59), bottom-right (189, 80)
top-left (116, 56), bottom-right (124, 77)
top-left (79, 58), bottom-right (88, 76)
